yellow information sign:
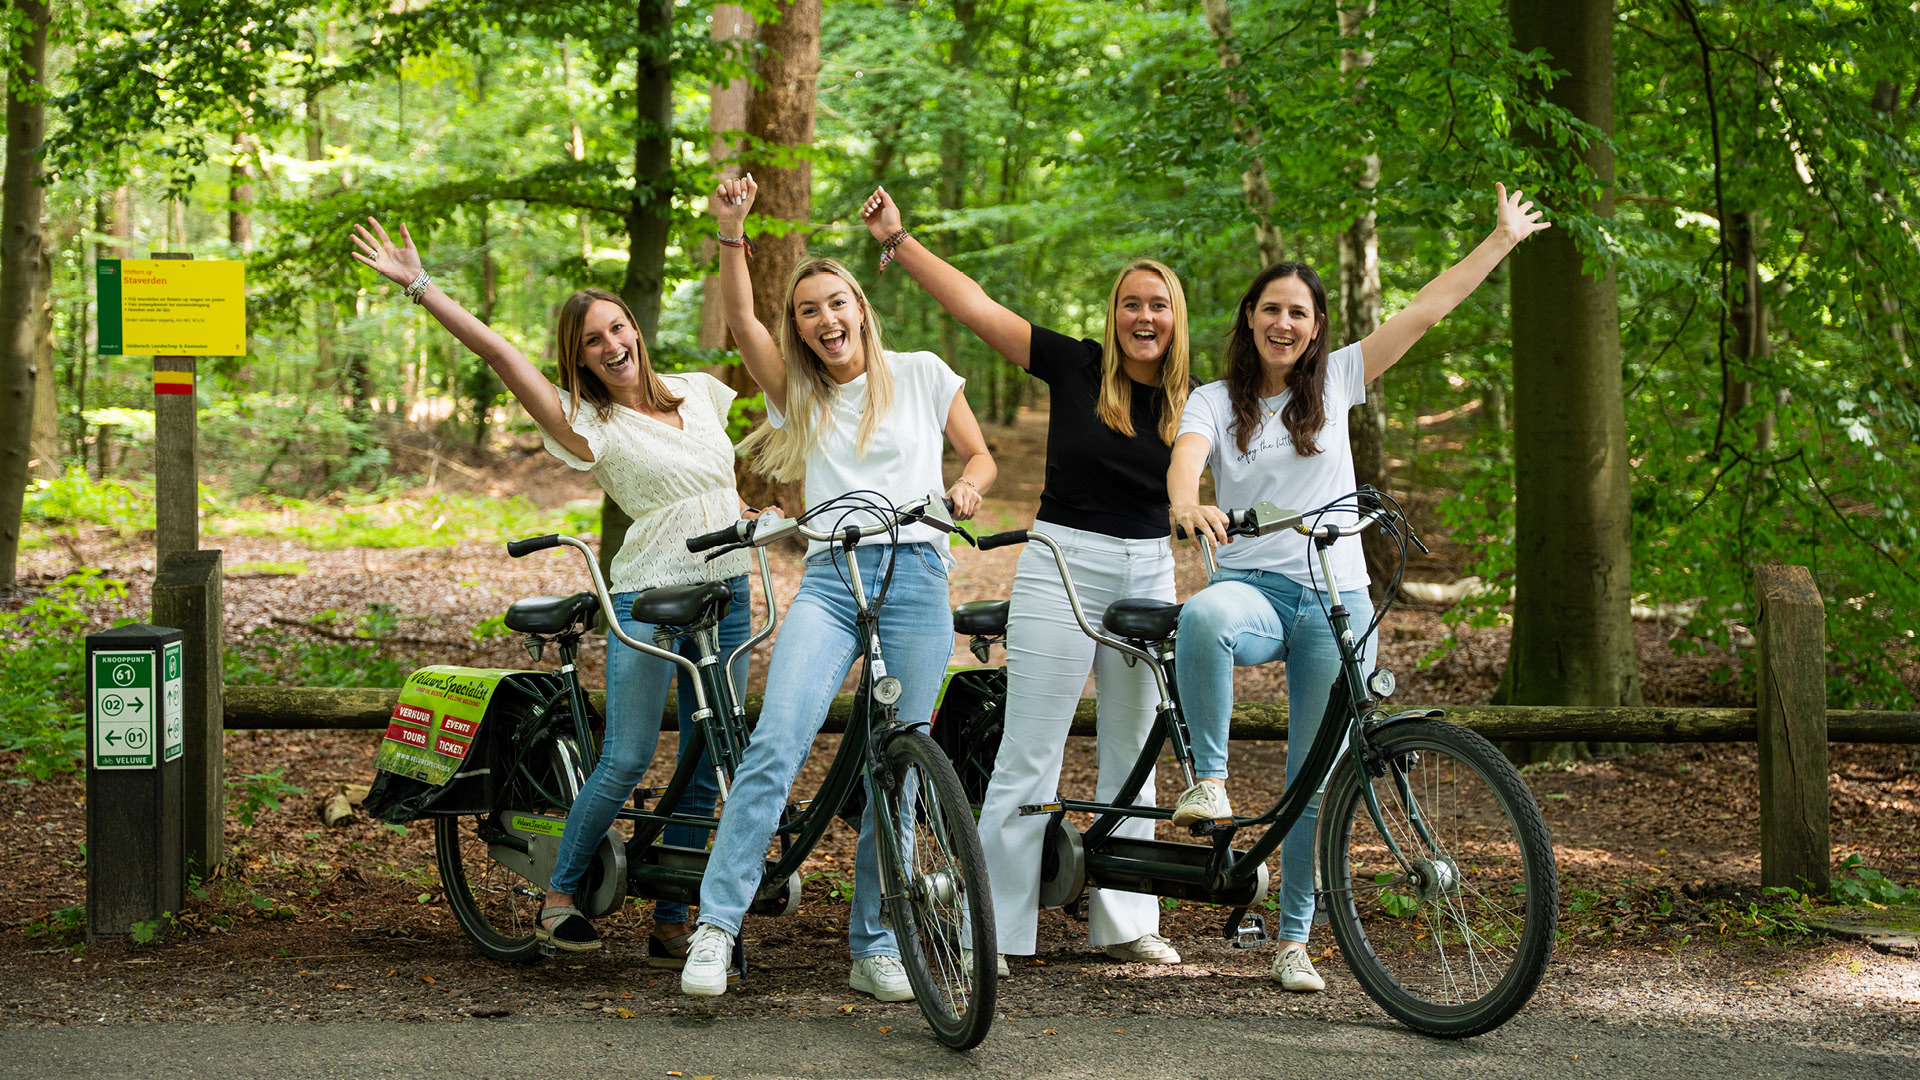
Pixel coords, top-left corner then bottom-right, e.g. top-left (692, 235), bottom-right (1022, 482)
top-left (96, 259), bottom-right (246, 356)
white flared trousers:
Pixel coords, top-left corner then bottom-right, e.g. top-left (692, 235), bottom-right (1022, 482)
top-left (976, 520), bottom-right (1177, 954)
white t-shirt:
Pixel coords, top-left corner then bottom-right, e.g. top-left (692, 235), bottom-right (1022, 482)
top-left (1178, 342), bottom-right (1369, 590)
top-left (766, 350), bottom-right (965, 560)
top-left (541, 371), bottom-right (752, 593)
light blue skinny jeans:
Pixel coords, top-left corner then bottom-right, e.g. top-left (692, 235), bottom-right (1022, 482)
top-left (1174, 567), bottom-right (1376, 943)
top-left (549, 575), bottom-right (752, 926)
top-left (695, 543), bottom-right (955, 959)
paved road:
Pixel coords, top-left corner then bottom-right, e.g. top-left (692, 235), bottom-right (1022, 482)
top-left (6, 1014), bottom-right (1915, 1080)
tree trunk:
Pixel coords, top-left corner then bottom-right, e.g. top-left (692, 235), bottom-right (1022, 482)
top-left (29, 241), bottom-right (57, 480)
top-left (733, 0), bottom-right (820, 514)
top-left (1337, 2), bottom-right (1393, 603)
top-left (228, 132), bottom-right (254, 251)
top-left (603, 0), bottom-right (681, 581)
top-left (700, 4), bottom-right (754, 352)
top-left (1496, 0), bottom-right (1640, 756)
top-left (307, 89), bottom-right (337, 393)
top-left (0, 0), bottom-right (51, 588)
top-left (1200, 0), bottom-right (1283, 266)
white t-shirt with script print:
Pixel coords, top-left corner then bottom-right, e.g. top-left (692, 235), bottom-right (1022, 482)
top-left (1178, 342), bottom-right (1369, 590)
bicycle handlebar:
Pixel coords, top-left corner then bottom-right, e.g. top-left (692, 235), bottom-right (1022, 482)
top-left (975, 529), bottom-right (1029, 551)
top-left (506, 533), bottom-right (564, 558)
top-left (686, 520), bottom-right (753, 554)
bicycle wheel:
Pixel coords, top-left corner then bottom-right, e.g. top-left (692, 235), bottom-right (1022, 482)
top-left (436, 735), bottom-right (588, 962)
top-left (880, 730), bottom-right (997, 1050)
top-left (1318, 719), bottom-right (1557, 1038)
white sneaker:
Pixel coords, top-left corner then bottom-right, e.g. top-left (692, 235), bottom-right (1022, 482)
top-left (964, 950), bottom-right (1012, 978)
top-left (1170, 781), bottom-right (1234, 826)
top-left (849, 955), bottom-right (916, 1002)
top-left (1104, 933), bottom-right (1181, 964)
top-left (1272, 943), bottom-right (1326, 992)
top-left (679, 924), bottom-right (735, 997)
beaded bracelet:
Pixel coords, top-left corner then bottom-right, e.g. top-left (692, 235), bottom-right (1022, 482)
top-left (402, 269), bottom-right (433, 304)
top-left (878, 229), bottom-right (911, 273)
top-left (717, 231), bottom-right (755, 257)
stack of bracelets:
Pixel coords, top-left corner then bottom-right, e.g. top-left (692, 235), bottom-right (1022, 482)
top-left (403, 269), bottom-right (433, 304)
top-left (717, 230), bottom-right (753, 257)
top-left (877, 229), bottom-right (911, 273)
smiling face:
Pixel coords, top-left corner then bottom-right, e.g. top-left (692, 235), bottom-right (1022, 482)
top-left (576, 299), bottom-right (644, 392)
top-left (1113, 269), bottom-right (1176, 371)
top-left (1247, 274), bottom-right (1324, 387)
top-left (790, 271), bottom-right (868, 381)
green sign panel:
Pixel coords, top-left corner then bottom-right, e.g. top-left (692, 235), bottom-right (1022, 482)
top-left (92, 650), bottom-right (156, 769)
top-left (162, 640), bottom-right (184, 763)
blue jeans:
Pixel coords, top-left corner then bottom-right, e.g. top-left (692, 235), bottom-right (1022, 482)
top-left (549, 575), bottom-right (751, 926)
top-left (1174, 568), bottom-right (1376, 943)
top-left (696, 543), bottom-right (955, 959)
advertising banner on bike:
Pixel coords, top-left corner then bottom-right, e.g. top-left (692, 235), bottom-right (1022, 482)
top-left (375, 666), bottom-right (524, 786)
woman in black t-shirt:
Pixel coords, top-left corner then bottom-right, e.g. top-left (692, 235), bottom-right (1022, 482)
top-left (860, 188), bottom-right (1193, 971)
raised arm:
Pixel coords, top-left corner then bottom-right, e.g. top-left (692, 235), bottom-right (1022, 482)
top-left (710, 176), bottom-right (788, 412)
top-left (858, 187), bottom-right (1035, 369)
top-left (1358, 183), bottom-right (1552, 382)
top-left (351, 218), bottom-right (592, 462)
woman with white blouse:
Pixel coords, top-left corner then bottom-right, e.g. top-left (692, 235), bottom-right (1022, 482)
top-left (352, 219), bottom-right (754, 964)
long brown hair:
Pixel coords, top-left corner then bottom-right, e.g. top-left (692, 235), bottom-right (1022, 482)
top-left (1225, 263), bottom-right (1330, 456)
top-left (1096, 259), bottom-right (1192, 446)
top-left (737, 258), bottom-right (895, 483)
top-left (555, 288), bottom-right (683, 423)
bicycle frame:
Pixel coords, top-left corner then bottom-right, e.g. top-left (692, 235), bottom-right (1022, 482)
top-left (997, 500), bottom-right (1419, 907)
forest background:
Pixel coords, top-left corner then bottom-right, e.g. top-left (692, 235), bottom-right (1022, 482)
top-left (1, 0), bottom-right (1917, 777)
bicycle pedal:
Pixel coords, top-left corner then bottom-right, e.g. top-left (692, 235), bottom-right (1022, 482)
top-left (1019, 802), bottom-right (1063, 817)
top-left (1231, 913), bottom-right (1270, 949)
top-left (1186, 817), bottom-right (1236, 837)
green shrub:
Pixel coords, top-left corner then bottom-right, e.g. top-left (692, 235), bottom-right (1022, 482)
top-left (0, 571), bottom-right (128, 781)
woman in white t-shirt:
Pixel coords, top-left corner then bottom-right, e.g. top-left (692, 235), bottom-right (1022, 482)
top-left (352, 221), bottom-right (755, 963)
top-left (1165, 184), bottom-right (1551, 993)
top-left (679, 175), bottom-right (996, 1001)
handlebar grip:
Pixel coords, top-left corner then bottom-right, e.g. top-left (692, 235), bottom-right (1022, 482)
top-left (686, 521), bottom-right (748, 553)
top-left (507, 534), bottom-right (563, 558)
top-left (975, 529), bottom-right (1030, 551)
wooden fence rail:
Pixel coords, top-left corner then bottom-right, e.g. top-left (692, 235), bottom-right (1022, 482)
top-left (221, 684), bottom-right (1920, 744)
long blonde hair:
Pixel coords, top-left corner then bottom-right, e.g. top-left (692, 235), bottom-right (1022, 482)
top-left (739, 258), bottom-right (896, 483)
top-left (554, 288), bottom-right (683, 423)
top-left (1095, 259), bottom-right (1191, 445)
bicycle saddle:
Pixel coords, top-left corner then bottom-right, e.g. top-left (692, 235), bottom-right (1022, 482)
top-left (630, 581), bottom-right (733, 626)
top-left (953, 599), bottom-right (1009, 637)
top-left (504, 592), bottom-right (598, 635)
top-left (1102, 597), bottom-right (1182, 642)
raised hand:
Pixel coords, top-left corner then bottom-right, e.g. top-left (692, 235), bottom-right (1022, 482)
top-left (349, 217), bottom-right (423, 288)
top-left (859, 187), bottom-right (903, 242)
top-left (711, 173), bottom-right (757, 233)
top-left (1494, 183), bottom-right (1552, 246)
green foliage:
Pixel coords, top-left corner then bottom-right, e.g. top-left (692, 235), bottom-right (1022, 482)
top-left (229, 767), bottom-right (307, 829)
top-left (224, 625), bottom-right (409, 688)
top-left (1829, 855), bottom-right (1920, 908)
top-left (23, 469), bottom-right (155, 533)
top-left (0, 571), bottom-right (129, 782)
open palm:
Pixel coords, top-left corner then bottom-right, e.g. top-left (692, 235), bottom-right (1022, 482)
top-left (350, 218), bottom-right (423, 286)
top-left (1494, 183), bottom-right (1552, 245)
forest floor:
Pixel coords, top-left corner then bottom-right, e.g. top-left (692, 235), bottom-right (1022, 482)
top-left (3, 407), bottom-right (1917, 1040)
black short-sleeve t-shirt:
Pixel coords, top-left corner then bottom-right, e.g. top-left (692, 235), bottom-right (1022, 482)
top-left (1026, 323), bottom-right (1181, 539)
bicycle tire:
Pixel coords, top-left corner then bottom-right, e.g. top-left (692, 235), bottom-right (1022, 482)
top-left (1318, 719), bottom-right (1558, 1038)
top-left (879, 730), bottom-right (997, 1050)
top-left (436, 735), bottom-right (588, 963)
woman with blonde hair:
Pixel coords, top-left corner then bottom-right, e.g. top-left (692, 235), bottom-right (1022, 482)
top-left (680, 176), bottom-right (996, 1000)
top-left (858, 188), bottom-right (1194, 973)
top-left (351, 219), bottom-right (755, 964)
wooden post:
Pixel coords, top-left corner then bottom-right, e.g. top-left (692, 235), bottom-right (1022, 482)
top-left (152, 549), bottom-right (225, 875)
top-left (1754, 564), bottom-right (1830, 894)
top-left (150, 251), bottom-right (197, 565)
top-left (86, 624), bottom-right (185, 939)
